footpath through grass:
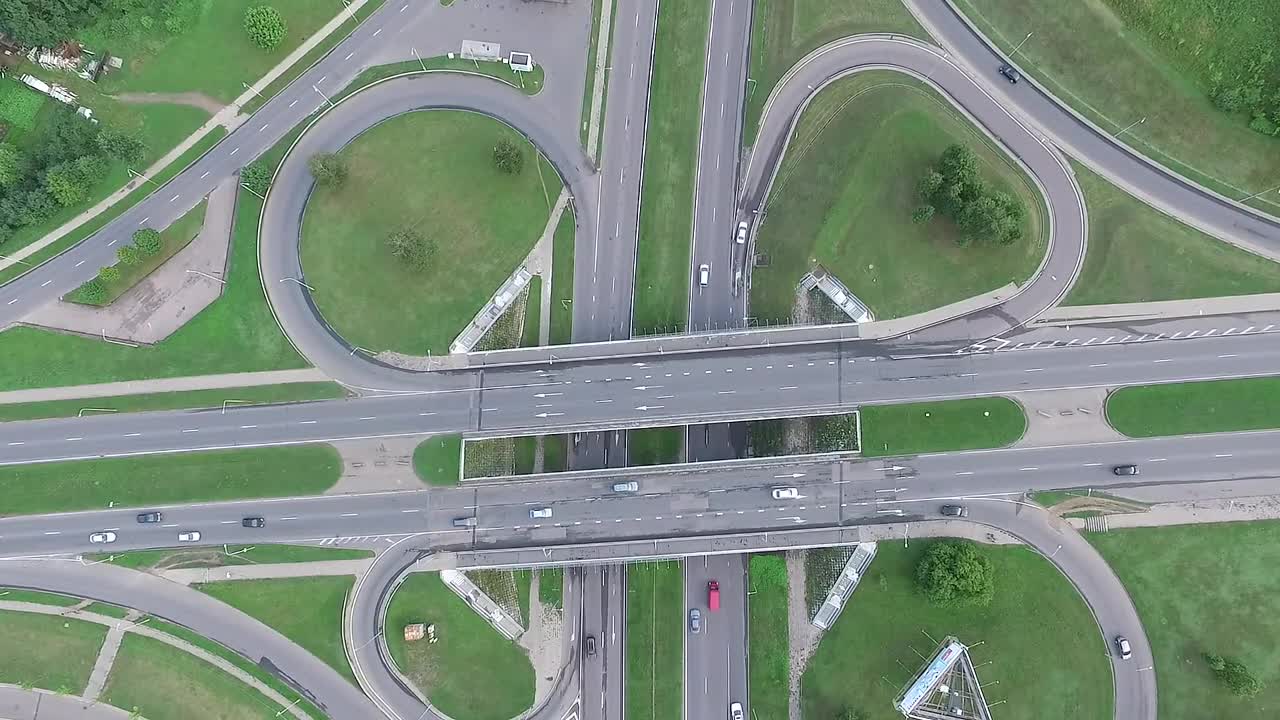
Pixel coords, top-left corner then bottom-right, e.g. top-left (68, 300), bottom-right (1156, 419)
top-left (196, 577), bottom-right (356, 683)
top-left (385, 573), bottom-right (535, 720)
top-left (300, 110), bottom-right (559, 355)
top-left (0, 382), bottom-right (344, 423)
top-left (633, 0), bottom-right (712, 332)
top-left (1090, 521), bottom-right (1280, 720)
top-left (93, 544), bottom-right (372, 571)
top-left (744, 0), bottom-right (927, 143)
top-left (625, 561), bottom-right (684, 720)
top-left (103, 634), bottom-right (285, 720)
top-left (0, 611), bottom-right (106, 695)
top-left (861, 397), bottom-right (1025, 457)
top-left (801, 541), bottom-right (1110, 720)
top-left (747, 555), bottom-right (789, 720)
top-left (952, 0), bottom-right (1280, 217)
top-left (1107, 377), bottom-right (1280, 437)
top-left (751, 72), bottom-right (1046, 322)
top-left (1065, 161), bottom-right (1280, 305)
top-left (0, 445), bottom-right (341, 517)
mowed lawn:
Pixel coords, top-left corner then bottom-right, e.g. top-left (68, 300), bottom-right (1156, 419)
top-left (1090, 521), bottom-right (1280, 720)
top-left (1064, 161), bottom-right (1280, 305)
top-left (625, 561), bottom-right (684, 720)
top-left (744, 0), bottom-right (926, 142)
top-left (300, 111), bottom-right (560, 354)
top-left (628, 427), bottom-right (683, 465)
top-left (0, 611), bottom-right (106, 694)
top-left (747, 555), bottom-right (789, 720)
top-left (103, 634), bottom-right (284, 720)
top-left (633, 0), bottom-right (711, 332)
top-left (0, 382), bottom-right (344, 423)
top-left (196, 577), bottom-right (356, 682)
top-left (385, 573), bottom-right (534, 720)
top-left (750, 71), bottom-right (1047, 322)
top-left (95, 544), bottom-right (371, 571)
top-left (0, 445), bottom-right (341, 517)
top-left (952, 0), bottom-right (1280, 216)
top-left (1106, 378), bottom-right (1280, 437)
top-left (801, 541), bottom-right (1110, 720)
top-left (413, 435), bottom-right (462, 486)
top-left (861, 397), bottom-right (1026, 457)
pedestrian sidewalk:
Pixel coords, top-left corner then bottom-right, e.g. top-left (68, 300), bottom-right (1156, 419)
top-left (159, 558), bottom-right (375, 586)
top-left (0, 685), bottom-right (134, 720)
top-left (0, 0), bottom-right (374, 275)
top-left (82, 611), bottom-right (138, 702)
top-left (0, 368), bottom-right (331, 405)
top-left (1035, 292), bottom-right (1280, 326)
top-left (1067, 494), bottom-right (1280, 532)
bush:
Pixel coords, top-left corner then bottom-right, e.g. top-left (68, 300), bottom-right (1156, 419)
top-left (915, 540), bottom-right (995, 608)
top-left (133, 228), bottom-right (162, 256)
top-left (244, 5), bottom-right (287, 49)
top-left (308, 153), bottom-right (348, 186)
top-left (76, 279), bottom-right (106, 304)
top-left (1203, 653), bottom-right (1263, 697)
top-left (386, 228), bottom-right (436, 272)
top-left (116, 244), bottom-right (141, 266)
top-left (98, 265), bottom-right (121, 284)
top-left (492, 138), bottom-right (525, 174)
top-left (911, 205), bottom-right (934, 224)
top-left (240, 161), bottom-right (272, 195)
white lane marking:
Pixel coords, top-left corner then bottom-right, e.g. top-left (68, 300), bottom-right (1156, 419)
top-left (124, 433), bottom-right (141, 437)
top-left (359, 416), bottom-right (376, 421)
top-left (372, 28), bottom-right (382, 36)
top-left (299, 420), bottom-right (317, 425)
top-left (418, 412), bottom-right (436, 417)
top-left (64, 437), bottom-right (82, 441)
top-left (7, 442), bottom-right (23, 446)
top-left (39, 280), bottom-right (50, 287)
top-left (341, 513), bottom-right (359, 517)
top-left (169, 194), bottom-right (180, 202)
top-left (1020, 467), bottom-right (1038, 471)
top-left (221, 520), bottom-right (237, 524)
top-left (181, 429), bottom-right (199, 433)
top-left (1089, 363), bottom-right (1108, 368)
top-left (1219, 354), bottom-right (1237, 358)
top-left (1153, 359), bottom-right (1172, 364)
top-left (1215, 453), bottom-right (1233, 458)
top-left (955, 471), bottom-right (974, 476)
top-left (75, 260), bottom-right (85, 267)
top-left (230, 147), bottom-right (239, 156)
top-left (6, 299), bottom-right (17, 305)
top-left (1149, 458), bottom-right (1167, 462)
top-left (1083, 462), bottom-right (1103, 467)
top-left (401, 509), bottom-right (421, 513)
top-left (240, 425), bottom-right (257, 429)
top-left (280, 516), bottom-right (298, 521)
top-left (107, 238), bottom-right (118, 246)
top-left (289, 99), bottom-right (299, 108)
top-left (344, 51), bottom-right (355, 60)
top-left (779, 386), bottom-right (798, 390)
top-left (44, 531), bottom-right (61, 535)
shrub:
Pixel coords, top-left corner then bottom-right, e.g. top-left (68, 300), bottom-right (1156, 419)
top-left (915, 540), bottom-right (995, 608)
top-left (308, 153), bottom-right (348, 186)
top-left (76, 279), bottom-right (106, 304)
top-left (98, 265), bottom-right (121, 284)
top-left (386, 228), bottom-right (436, 272)
top-left (911, 205), bottom-right (935, 224)
top-left (813, 414), bottom-right (859, 452)
top-left (1203, 653), bottom-right (1263, 697)
top-left (133, 228), bottom-right (162, 256)
top-left (244, 5), bottom-right (287, 50)
top-left (240, 161), bottom-right (272, 195)
top-left (0, 143), bottom-right (21, 189)
top-left (116, 244), bottom-right (141, 266)
top-left (493, 138), bottom-right (525, 174)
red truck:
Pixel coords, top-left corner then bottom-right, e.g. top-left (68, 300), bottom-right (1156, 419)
top-left (707, 580), bottom-right (720, 611)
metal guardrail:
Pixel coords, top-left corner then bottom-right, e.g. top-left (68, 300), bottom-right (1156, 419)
top-left (811, 541), bottom-right (877, 630)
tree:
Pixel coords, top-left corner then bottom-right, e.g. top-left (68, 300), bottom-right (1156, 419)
top-left (240, 161), bottom-right (272, 195)
top-left (0, 0), bottom-right (105, 47)
top-left (116, 244), bottom-right (141, 266)
top-left (492, 138), bottom-right (524, 174)
top-left (911, 205), bottom-right (935, 224)
top-left (76, 278), bottom-right (105, 304)
top-left (386, 228), bottom-right (436, 272)
top-left (308, 153), bottom-right (347, 186)
top-left (1204, 653), bottom-right (1263, 697)
top-left (44, 155), bottom-right (108, 207)
top-left (915, 540), bottom-right (995, 608)
top-left (98, 265), bottom-right (120, 283)
top-left (916, 143), bottom-right (1025, 246)
top-left (243, 5), bottom-right (287, 49)
top-left (132, 228), bottom-right (162, 256)
top-left (96, 128), bottom-right (146, 164)
top-left (0, 144), bottom-right (21, 189)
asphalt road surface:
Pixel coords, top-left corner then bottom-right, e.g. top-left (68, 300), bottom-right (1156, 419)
top-left (684, 555), bottom-right (748, 720)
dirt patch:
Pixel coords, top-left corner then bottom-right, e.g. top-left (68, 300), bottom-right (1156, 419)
top-left (112, 91), bottom-right (223, 115)
top-left (1049, 495), bottom-right (1148, 518)
top-left (786, 550), bottom-right (822, 720)
top-left (517, 571), bottom-right (563, 705)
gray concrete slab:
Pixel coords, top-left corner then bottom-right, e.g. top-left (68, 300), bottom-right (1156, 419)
top-left (1012, 388), bottom-right (1121, 447)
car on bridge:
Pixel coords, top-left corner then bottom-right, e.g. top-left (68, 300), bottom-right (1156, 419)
top-left (612, 481), bottom-right (639, 493)
top-left (530, 507), bottom-right (553, 519)
top-left (772, 487), bottom-right (799, 500)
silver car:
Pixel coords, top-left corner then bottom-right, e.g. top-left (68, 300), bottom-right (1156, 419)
top-left (688, 608), bottom-right (701, 634)
top-left (530, 507), bottom-right (553, 519)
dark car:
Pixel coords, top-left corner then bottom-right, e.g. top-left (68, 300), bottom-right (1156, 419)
top-left (585, 635), bottom-right (597, 656)
top-left (241, 516), bottom-right (266, 528)
top-left (940, 504), bottom-right (968, 518)
top-left (1112, 464), bottom-right (1140, 476)
top-left (136, 511), bottom-right (163, 524)
top-left (998, 64), bottom-right (1021, 84)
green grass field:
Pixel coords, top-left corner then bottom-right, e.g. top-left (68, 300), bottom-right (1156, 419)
top-left (744, 0), bottom-right (927, 143)
top-left (0, 611), bottom-right (106, 694)
top-left (747, 555), bottom-right (789, 720)
top-left (385, 573), bottom-right (535, 720)
top-left (300, 110), bottom-right (559, 354)
top-left (801, 541), bottom-right (1111, 719)
top-left (861, 397), bottom-right (1025, 457)
top-left (751, 71), bottom-right (1046, 322)
top-left (1064, 161), bottom-right (1280, 305)
top-left (0, 382), bottom-right (343, 423)
top-left (521, 277), bottom-right (542, 347)
top-left (0, 588), bottom-right (81, 606)
top-left (550, 209), bottom-right (576, 344)
top-left (68, 200), bottom-right (207, 305)
top-left (625, 561), bottom-right (684, 720)
top-left (414, 436), bottom-right (462, 485)
top-left (103, 634), bottom-right (284, 720)
top-left (0, 445), bottom-right (341, 517)
top-left (539, 567), bottom-right (564, 610)
top-left (1090, 521), bottom-right (1280, 720)
top-left (632, 0), bottom-right (711, 332)
top-left (83, 603), bottom-right (131, 619)
top-left (952, 0), bottom-right (1280, 216)
top-left (1106, 378), bottom-right (1280, 437)
top-left (196, 577), bottom-right (356, 682)
top-left (92, 544), bottom-right (372, 571)
top-left (628, 427), bottom-right (683, 465)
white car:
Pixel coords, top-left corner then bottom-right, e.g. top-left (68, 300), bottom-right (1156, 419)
top-left (88, 531), bottom-right (117, 544)
top-left (735, 221), bottom-right (749, 244)
top-left (771, 487), bottom-right (800, 500)
top-left (1115, 636), bottom-right (1132, 660)
top-left (177, 531), bottom-right (201, 543)
top-left (612, 481), bottom-right (639, 493)
top-left (730, 702), bottom-right (744, 720)
top-left (530, 507), bottom-right (553, 519)
top-left (698, 263), bottom-right (710, 287)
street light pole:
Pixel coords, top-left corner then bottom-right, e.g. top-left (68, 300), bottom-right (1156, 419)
top-left (1116, 116), bottom-right (1146, 138)
top-left (128, 168), bottom-right (159, 187)
top-left (241, 81), bottom-right (265, 101)
top-left (313, 84), bottom-right (333, 107)
top-left (1011, 31), bottom-right (1034, 56)
top-left (411, 46), bottom-right (427, 73)
top-left (1241, 182), bottom-right (1280, 202)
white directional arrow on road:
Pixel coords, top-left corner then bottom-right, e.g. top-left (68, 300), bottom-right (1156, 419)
top-left (773, 472), bottom-right (806, 479)
top-left (535, 412), bottom-right (565, 418)
top-left (775, 516), bottom-right (805, 524)
top-left (634, 405), bottom-right (665, 411)
top-left (876, 509), bottom-right (905, 516)
top-left (533, 392), bottom-right (563, 398)
top-left (633, 385), bottom-right (663, 391)
top-left (875, 487), bottom-right (909, 493)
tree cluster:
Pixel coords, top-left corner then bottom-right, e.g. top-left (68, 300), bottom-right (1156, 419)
top-left (244, 5), bottom-right (286, 50)
top-left (913, 144), bottom-right (1026, 247)
top-left (492, 138), bottom-right (524, 174)
top-left (0, 0), bottom-right (104, 47)
top-left (0, 0), bottom-right (203, 48)
top-left (1203, 653), bottom-right (1263, 697)
top-left (1207, 51), bottom-right (1280, 138)
top-left (386, 228), bottom-right (435, 272)
top-left (74, 226), bottom-right (161, 304)
top-left (0, 107), bottom-right (145, 247)
top-left (915, 540), bottom-right (995, 608)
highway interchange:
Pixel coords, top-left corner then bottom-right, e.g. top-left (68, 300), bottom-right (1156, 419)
top-left (3, 0), bottom-right (1280, 718)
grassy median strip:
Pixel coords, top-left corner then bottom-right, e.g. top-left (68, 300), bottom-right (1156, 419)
top-left (0, 588), bottom-right (81, 606)
top-left (1064, 161), bottom-right (1280, 305)
top-left (539, 567), bottom-right (564, 610)
top-left (1090, 521), bottom-right (1280, 720)
top-left (0, 445), bottom-right (342, 517)
top-left (861, 397), bottom-right (1025, 457)
top-left (0, 611), bottom-right (106, 695)
top-left (748, 555), bottom-right (789, 720)
top-left (103, 633), bottom-right (286, 720)
top-left (197, 577), bottom-right (357, 683)
top-left (91, 544), bottom-right (372, 571)
top-left (625, 561), bottom-right (683, 720)
top-left (551, 209), bottom-right (576, 344)
top-left (0, 382), bottom-right (345, 423)
top-left (633, 0), bottom-right (712, 332)
top-left (628, 427), bottom-right (683, 465)
top-left (414, 435), bottom-right (462, 486)
top-left (1106, 378), bottom-right (1280, 437)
